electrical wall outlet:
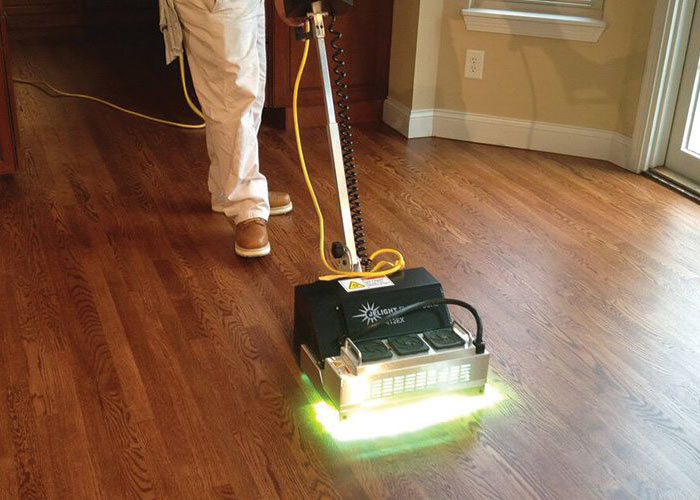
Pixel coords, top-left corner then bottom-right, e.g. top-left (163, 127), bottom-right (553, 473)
top-left (465, 49), bottom-right (485, 80)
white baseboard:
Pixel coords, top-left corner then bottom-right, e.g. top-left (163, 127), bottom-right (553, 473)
top-left (382, 98), bottom-right (433, 139)
top-left (382, 98), bottom-right (633, 170)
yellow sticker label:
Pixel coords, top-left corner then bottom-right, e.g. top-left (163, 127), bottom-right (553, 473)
top-left (339, 276), bottom-right (394, 293)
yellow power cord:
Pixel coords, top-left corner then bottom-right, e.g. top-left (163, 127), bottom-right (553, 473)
top-left (14, 55), bottom-right (205, 130)
top-left (15, 39), bottom-right (404, 280)
top-left (293, 23), bottom-right (405, 281)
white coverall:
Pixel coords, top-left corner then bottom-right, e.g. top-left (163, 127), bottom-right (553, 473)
top-left (159, 0), bottom-right (269, 223)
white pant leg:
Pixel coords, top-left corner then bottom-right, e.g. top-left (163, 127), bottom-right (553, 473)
top-left (174, 0), bottom-right (269, 224)
top-left (251, 1), bottom-right (266, 133)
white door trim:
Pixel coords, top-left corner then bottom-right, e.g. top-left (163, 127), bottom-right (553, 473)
top-left (630, 0), bottom-right (696, 173)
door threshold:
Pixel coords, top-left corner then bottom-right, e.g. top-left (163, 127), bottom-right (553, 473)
top-left (646, 167), bottom-right (700, 204)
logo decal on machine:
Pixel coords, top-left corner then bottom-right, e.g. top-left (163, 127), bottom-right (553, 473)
top-left (352, 302), bottom-right (406, 326)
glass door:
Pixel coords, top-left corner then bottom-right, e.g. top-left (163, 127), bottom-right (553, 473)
top-left (666, 0), bottom-right (700, 186)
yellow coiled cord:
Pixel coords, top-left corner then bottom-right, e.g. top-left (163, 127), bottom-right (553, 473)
top-left (14, 55), bottom-right (205, 129)
top-left (293, 22), bottom-right (405, 281)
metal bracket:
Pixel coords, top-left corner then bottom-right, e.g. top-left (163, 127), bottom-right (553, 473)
top-left (344, 337), bottom-right (363, 365)
top-left (452, 321), bottom-right (474, 345)
top-left (309, 2), bottom-right (327, 39)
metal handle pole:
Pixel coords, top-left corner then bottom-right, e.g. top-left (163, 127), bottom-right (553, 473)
top-left (309, 2), bottom-right (362, 272)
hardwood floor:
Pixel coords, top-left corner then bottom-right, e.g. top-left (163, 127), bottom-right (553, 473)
top-left (2, 34), bottom-right (700, 499)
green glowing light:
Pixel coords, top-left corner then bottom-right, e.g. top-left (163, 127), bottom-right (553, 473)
top-left (313, 384), bottom-right (504, 442)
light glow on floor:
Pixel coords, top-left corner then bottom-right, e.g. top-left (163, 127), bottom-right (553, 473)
top-left (313, 384), bottom-right (504, 441)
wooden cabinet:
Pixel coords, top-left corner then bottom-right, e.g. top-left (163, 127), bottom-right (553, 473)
top-left (3, 0), bottom-right (155, 29)
top-left (2, 0), bottom-right (393, 136)
top-left (265, 0), bottom-right (394, 127)
top-left (0, 3), bottom-right (19, 175)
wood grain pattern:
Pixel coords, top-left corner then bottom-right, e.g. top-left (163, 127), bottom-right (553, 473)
top-left (2, 33), bottom-right (700, 499)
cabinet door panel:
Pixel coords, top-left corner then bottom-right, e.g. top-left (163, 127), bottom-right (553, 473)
top-left (266, 0), bottom-right (393, 125)
top-left (3, 0), bottom-right (73, 6)
top-left (291, 4), bottom-right (392, 104)
top-left (83, 0), bottom-right (153, 9)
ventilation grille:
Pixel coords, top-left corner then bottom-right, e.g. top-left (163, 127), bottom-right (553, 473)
top-left (368, 364), bottom-right (471, 400)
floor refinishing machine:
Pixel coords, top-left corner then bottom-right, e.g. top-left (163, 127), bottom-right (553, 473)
top-left (285, 0), bottom-right (491, 420)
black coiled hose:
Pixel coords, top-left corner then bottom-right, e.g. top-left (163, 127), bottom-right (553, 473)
top-left (328, 17), bottom-right (371, 269)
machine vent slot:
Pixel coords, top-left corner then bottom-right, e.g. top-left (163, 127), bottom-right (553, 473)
top-left (368, 364), bottom-right (472, 400)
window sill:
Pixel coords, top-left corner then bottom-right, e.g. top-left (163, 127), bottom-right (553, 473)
top-left (461, 8), bottom-right (607, 43)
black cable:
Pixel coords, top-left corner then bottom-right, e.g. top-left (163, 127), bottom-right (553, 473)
top-left (328, 16), bottom-right (371, 269)
top-left (344, 298), bottom-right (486, 354)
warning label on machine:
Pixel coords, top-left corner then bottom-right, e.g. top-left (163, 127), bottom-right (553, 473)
top-left (339, 276), bottom-right (394, 293)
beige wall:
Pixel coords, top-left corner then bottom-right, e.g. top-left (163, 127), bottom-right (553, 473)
top-left (389, 0), bottom-right (657, 136)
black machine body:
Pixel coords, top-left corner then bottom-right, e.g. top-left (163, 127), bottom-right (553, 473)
top-left (286, 4), bottom-right (491, 417)
top-left (293, 267), bottom-right (453, 365)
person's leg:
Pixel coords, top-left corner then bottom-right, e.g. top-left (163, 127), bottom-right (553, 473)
top-left (249, 4), bottom-right (293, 216)
top-left (251, 2), bottom-right (266, 135)
top-left (174, 0), bottom-right (269, 224)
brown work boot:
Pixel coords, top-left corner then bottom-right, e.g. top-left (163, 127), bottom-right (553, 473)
top-left (270, 191), bottom-right (293, 215)
top-left (235, 218), bottom-right (270, 258)
top-left (212, 191), bottom-right (293, 216)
